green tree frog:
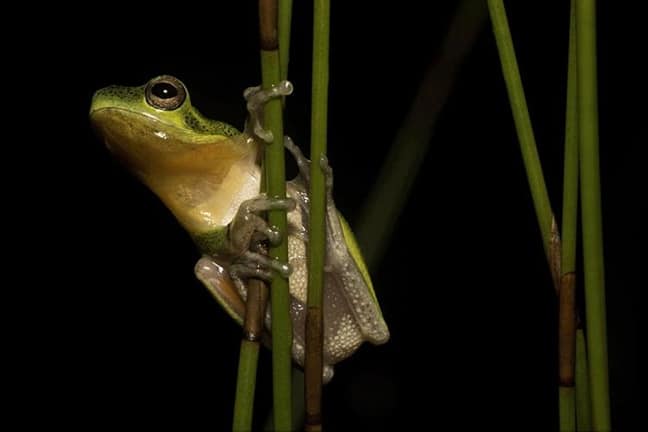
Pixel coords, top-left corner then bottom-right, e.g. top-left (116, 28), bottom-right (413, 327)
top-left (90, 75), bottom-right (389, 381)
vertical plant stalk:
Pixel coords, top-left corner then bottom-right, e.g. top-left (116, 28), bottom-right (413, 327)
top-left (233, 279), bottom-right (269, 431)
top-left (559, 387), bottom-right (576, 432)
top-left (487, 0), bottom-right (558, 273)
top-left (575, 328), bottom-right (593, 430)
top-left (279, 0), bottom-right (293, 82)
top-left (260, 0), bottom-right (292, 430)
top-left (576, 0), bottom-right (610, 430)
top-left (559, 3), bottom-right (579, 430)
top-left (304, 1), bottom-right (330, 430)
top-left (356, 0), bottom-right (487, 269)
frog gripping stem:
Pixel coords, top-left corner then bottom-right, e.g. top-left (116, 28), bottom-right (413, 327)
top-left (243, 81), bottom-right (293, 143)
top-left (226, 195), bottom-right (296, 297)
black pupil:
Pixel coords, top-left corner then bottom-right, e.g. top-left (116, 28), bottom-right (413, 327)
top-left (152, 82), bottom-right (178, 99)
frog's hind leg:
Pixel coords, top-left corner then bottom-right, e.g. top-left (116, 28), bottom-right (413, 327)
top-left (226, 195), bottom-right (296, 297)
top-left (229, 250), bottom-right (292, 297)
top-left (195, 257), bottom-right (275, 348)
top-left (195, 257), bottom-right (246, 325)
top-left (228, 195), bottom-right (295, 254)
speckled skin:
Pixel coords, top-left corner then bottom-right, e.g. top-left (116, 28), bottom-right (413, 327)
top-left (92, 84), bottom-right (240, 136)
top-left (91, 76), bottom-right (389, 382)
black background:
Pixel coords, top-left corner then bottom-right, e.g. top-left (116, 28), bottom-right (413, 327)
top-left (16, 1), bottom-right (640, 430)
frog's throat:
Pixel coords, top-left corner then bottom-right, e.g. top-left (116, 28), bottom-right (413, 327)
top-left (92, 108), bottom-right (262, 233)
top-left (154, 156), bottom-right (262, 234)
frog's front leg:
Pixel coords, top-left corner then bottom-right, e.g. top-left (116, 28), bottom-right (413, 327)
top-left (198, 82), bottom-right (297, 320)
top-left (243, 81), bottom-right (293, 142)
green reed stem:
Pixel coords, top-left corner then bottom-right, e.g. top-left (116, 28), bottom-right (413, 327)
top-left (560, 386), bottom-right (576, 432)
top-left (559, 3), bottom-right (579, 430)
top-left (575, 1), bottom-right (610, 429)
top-left (279, 0), bottom-right (293, 81)
top-left (562, 0), bottom-right (579, 279)
top-left (260, 1), bottom-right (292, 430)
top-left (575, 328), bottom-right (593, 430)
top-left (487, 0), bottom-right (556, 259)
top-left (233, 340), bottom-right (261, 431)
top-left (304, 1), bottom-right (330, 430)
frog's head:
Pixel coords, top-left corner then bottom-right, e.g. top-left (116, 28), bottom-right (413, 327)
top-left (90, 75), bottom-right (245, 172)
top-left (90, 75), bottom-right (261, 232)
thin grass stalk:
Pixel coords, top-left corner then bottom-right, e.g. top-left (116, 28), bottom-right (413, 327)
top-left (263, 370), bottom-right (306, 432)
top-left (562, 0), bottom-right (580, 303)
top-left (233, 340), bottom-right (260, 430)
top-left (279, 0), bottom-right (293, 81)
top-left (233, 280), bottom-right (268, 431)
top-left (304, 0), bottom-right (330, 430)
top-left (575, 328), bottom-right (593, 430)
top-left (560, 387), bottom-right (576, 432)
top-left (575, 0), bottom-right (610, 429)
top-left (259, 0), bottom-right (292, 429)
top-left (559, 2), bottom-right (579, 430)
top-left (487, 0), bottom-right (558, 272)
top-left (356, 0), bottom-right (487, 269)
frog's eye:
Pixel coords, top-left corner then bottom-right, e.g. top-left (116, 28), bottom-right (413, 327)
top-left (145, 75), bottom-right (187, 110)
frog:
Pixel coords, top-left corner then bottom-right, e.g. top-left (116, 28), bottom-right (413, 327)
top-left (89, 75), bottom-right (389, 382)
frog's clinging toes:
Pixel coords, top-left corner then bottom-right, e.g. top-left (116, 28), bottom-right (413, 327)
top-left (90, 75), bottom-right (389, 382)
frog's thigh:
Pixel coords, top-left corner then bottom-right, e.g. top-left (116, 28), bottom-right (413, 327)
top-left (195, 256), bottom-right (245, 325)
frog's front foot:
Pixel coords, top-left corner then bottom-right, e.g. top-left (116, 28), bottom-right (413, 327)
top-left (227, 194), bottom-right (296, 295)
top-left (243, 81), bottom-right (293, 142)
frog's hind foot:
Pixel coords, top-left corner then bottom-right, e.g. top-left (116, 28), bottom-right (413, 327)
top-left (227, 195), bottom-right (296, 295)
top-left (319, 153), bottom-right (334, 198)
top-left (284, 136), bottom-right (310, 181)
top-left (229, 250), bottom-right (292, 298)
top-left (229, 194), bottom-right (296, 254)
top-left (243, 81), bottom-right (293, 142)
top-left (285, 136), bottom-right (335, 198)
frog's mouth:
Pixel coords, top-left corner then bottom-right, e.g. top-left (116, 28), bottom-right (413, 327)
top-left (91, 107), bottom-right (262, 232)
